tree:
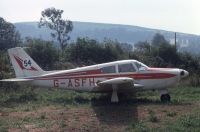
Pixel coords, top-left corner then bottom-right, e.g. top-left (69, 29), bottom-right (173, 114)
top-left (151, 33), bottom-right (168, 47)
top-left (133, 41), bottom-right (152, 65)
top-left (158, 44), bottom-right (178, 65)
top-left (102, 39), bottom-right (121, 61)
top-left (65, 37), bottom-right (129, 65)
top-left (178, 52), bottom-right (200, 73)
top-left (24, 38), bottom-right (59, 70)
top-left (133, 33), bottom-right (180, 67)
top-left (39, 7), bottom-right (73, 53)
top-left (0, 17), bottom-right (21, 51)
top-left (134, 41), bottom-right (151, 54)
top-left (65, 37), bottom-right (103, 65)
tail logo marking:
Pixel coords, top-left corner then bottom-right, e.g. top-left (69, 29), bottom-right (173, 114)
top-left (13, 55), bottom-right (38, 71)
top-left (23, 59), bottom-right (32, 69)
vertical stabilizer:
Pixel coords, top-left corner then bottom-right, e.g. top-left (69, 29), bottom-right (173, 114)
top-left (8, 47), bottom-right (44, 77)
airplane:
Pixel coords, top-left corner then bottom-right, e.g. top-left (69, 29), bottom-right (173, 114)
top-left (0, 47), bottom-right (189, 103)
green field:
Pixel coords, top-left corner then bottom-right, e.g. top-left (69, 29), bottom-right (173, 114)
top-left (0, 85), bottom-right (200, 132)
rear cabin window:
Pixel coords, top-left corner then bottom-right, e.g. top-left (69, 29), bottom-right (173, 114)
top-left (101, 66), bottom-right (116, 73)
top-left (118, 63), bottom-right (136, 73)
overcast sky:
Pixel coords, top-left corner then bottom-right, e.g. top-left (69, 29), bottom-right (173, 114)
top-left (0, 0), bottom-right (199, 35)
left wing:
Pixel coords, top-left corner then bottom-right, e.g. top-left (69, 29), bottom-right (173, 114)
top-left (98, 77), bottom-right (134, 85)
top-left (95, 77), bottom-right (143, 92)
top-left (94, 77), bottom-right (144, 102)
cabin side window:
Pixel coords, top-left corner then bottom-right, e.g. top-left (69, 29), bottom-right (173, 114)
top-left (101, 65), bottom-right (116, 73)
top-left (118, 63), bottom-right (136, 73)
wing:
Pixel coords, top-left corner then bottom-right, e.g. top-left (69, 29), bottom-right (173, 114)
top-left (98, 77), bottom-right (134, 85)
top-left (95, 77), bottom-right (143, 92)
top-left (0, 78), bottom-right (33, 82)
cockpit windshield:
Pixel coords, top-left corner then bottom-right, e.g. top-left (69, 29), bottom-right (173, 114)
top-left (134, 61), bottom-right (148, 71)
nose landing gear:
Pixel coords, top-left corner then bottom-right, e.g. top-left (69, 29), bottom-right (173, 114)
top-left (159, 89), bottom-right (171, 102)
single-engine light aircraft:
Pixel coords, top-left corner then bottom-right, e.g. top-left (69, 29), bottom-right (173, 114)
top-left (1, 47), bottom-right (189, 102)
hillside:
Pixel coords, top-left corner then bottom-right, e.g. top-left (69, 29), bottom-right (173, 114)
top-left (14, 21), bottom-right (200, 53)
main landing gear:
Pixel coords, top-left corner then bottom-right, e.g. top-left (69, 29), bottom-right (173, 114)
top-left (160, 90), bottom-right (171, 102)
top-left (111, 84), bottom-right (119, 103)
top-left (160, 94), bottom-right (171, 102)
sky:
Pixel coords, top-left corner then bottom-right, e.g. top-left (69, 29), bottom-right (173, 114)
top-left (0, 0), bottom-right (199, 35)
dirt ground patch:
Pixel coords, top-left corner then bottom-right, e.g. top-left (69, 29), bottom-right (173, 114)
top-left (2, 101), bottom-right (198, 132)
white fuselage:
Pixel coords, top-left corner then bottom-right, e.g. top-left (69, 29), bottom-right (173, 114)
top-left (27, 60), bottom-right (187, 92)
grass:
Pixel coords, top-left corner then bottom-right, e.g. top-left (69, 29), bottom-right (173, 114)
top-left (166, 111), bottom-right (177, 117)
top-left (148, 109), bottom-right (159, 123)
top-left (127, 121), bottom-right (147, 132)
top-left (0, 85), bottom-right (200, 131)
top-left (162, 112), bottom-right (200, 132)
top-left (170, 86), bottom-right (200, 102)
top-left (127, 111), bottom-right (200, 132)
top-left (59, 119), bottom-right (67, 128)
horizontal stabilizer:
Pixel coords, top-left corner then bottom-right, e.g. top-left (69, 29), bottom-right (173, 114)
top-left (0, 78), bottom-right (33, 82)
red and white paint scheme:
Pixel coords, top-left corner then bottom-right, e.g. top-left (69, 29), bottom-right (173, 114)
top-left (1, 47), bottom-right (189, 102)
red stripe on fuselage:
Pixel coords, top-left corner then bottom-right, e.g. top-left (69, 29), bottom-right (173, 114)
top-left (29, 73), bottom-right (176, 80)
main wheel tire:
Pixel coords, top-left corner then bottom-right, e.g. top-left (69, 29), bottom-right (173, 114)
top-left (160, 94), bottom-right (171, 102)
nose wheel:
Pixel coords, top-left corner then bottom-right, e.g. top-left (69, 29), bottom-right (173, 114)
top-left (160, 94), bottom-right (171, 102)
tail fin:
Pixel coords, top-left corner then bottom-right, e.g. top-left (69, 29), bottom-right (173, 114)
top-left (8, 47), bottom-right (45, 77)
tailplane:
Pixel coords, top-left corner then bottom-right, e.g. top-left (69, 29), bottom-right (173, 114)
top-left (8, 47), bottom-right (45, 77)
